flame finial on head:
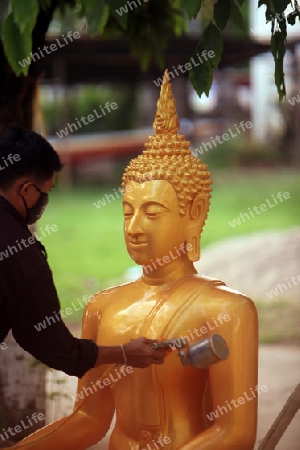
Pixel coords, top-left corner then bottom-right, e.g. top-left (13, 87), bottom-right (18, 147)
top-left (153, 69), bottom-right (180, 135)
top-left (142, 68), bottom-right (191, 157)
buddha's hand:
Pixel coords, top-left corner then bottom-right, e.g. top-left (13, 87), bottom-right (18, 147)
top-left (123, 337), bottom-right (165, 368)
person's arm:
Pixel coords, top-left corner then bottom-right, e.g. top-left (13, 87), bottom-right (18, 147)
top-left (7, 257), bottom-right (98, 377)
top-left (178, 287), bottom-right (258, 450)
top-left (9, 303), bottom-right (115, 450)
top-left (6, 255), bottom-right (164, 375)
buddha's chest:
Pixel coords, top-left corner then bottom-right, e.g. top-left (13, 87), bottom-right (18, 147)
top-left (98, 295), bottom-right (170, 343)
top-left (96, 287), bottom-right (213, 345)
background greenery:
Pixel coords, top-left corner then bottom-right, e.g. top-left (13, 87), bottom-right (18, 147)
top-left (42, 85), bottom-right (138, 135)
top-left (38, 169), bottom-right (300, 324)
top-left (1, 0), bottom-right (298, 99)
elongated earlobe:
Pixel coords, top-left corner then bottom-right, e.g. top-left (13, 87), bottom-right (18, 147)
top-left (187, 235), bottom-right (200, 262)
top-left (186, 194), bottom-right (208, 262)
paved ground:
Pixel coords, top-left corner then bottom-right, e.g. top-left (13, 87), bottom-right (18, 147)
top-left (45, 228), bottom-right (300, 449)
top-left (254, 345), bottom-right (300, 450)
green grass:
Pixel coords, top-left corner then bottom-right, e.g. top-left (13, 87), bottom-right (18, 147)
top-left (201, 169), bottom-right (300, 246)
top-left (38, 169), bottom-right (300, 320)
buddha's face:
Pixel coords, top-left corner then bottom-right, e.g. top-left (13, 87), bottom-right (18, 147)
top-left (122, 180), bottom-right (191, 266)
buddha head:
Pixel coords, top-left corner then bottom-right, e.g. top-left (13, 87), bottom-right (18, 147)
top-left (122, 70), bottom-right (212, 267)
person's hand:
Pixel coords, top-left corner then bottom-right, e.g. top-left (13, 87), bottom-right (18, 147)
top-left (123, 337), bottom-right (165, 368)
top-left (96, 338), bottom-right (166, 368)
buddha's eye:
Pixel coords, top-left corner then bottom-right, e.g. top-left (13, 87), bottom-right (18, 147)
top-left (146, 212), bottom-right (159, 219)
top-left (123, 206), bottom-right (134, 219)
top-left (145, 204), bottom-right (168, 219)
top-left (124, 213), bottom-right (133, 219)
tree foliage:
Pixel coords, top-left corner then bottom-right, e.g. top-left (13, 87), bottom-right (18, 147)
top-left (0, 0), bottom-right (299, 100)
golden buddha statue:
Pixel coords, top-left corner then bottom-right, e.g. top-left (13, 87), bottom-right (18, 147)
top-left (8, 70), bottom-right (258, 450)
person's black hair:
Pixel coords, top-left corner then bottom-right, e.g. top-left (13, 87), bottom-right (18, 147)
top-left (0, 126), bottom-right (63, 189)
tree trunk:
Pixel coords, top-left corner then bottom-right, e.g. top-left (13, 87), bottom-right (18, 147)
top-left (0, 1), bottom-right (58, 444)
top-left (0, 1), bottom-right (57, 135)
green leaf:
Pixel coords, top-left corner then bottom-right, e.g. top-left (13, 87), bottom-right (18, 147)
top-left (108, 0), bottom-right (129, 30)
top-left (271, 0), bottom-right (290, 15)
top-left (213, 0), bottom-right (230, 31)
top-left (287, 11), bottom-right (298, 25)
top-left (1, 13), bottom-right (32, 76)
top-left (189, 55), bottom-right (213, 98)
top-left (85, 0), bottom-right (109, 35)
top-left (229, 0), bottom-right (246, 32)
top-left (11, 0), bottom-right (39, 33)
top-left (259, 0), bottom-right (290, 15)
top-left (265, 5), bottom-right (273, 22)
top-left (270, 30), bottom-right (286, 101)
top-left (203, 21), bottom-right (223, 68)
top-left (271, 17), bottom-right (275, 34)
top-left (180, 0), bottom-right (204, 20)
top-left (278, 16), bottom-right (287, 41)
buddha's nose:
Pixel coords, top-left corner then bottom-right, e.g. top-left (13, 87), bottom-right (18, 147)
top-left (126, 213), bottom-right (144, 235)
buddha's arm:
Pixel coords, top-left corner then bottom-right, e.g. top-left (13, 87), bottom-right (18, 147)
top-left (9, 302), bottom-right (115, 450)
top-left (179, 287), bottom-right (258, 450)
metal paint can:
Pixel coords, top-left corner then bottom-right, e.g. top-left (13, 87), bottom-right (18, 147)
top-left (186, 334), bottom-right (229, 368)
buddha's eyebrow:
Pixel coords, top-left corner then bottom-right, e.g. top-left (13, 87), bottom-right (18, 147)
top-left (122, 200), bottom-right (170, 209)
top-left (122, 200), bottom-right (133, 207)
top-left (142, 201), bottom-right (170, 210)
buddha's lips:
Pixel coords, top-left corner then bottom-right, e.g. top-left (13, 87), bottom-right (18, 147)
top-left (128, 240), bottom-right (148, 247)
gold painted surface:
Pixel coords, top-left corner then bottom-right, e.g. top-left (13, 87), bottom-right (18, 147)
top-left (9, 70), bottom-right (258, 450)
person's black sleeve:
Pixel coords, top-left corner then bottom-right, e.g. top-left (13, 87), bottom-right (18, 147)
top-left (3, 243), bottom-right (98, 378)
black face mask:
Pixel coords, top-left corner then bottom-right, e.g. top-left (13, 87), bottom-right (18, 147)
top-left (21, 184), bottom-right (49, 225)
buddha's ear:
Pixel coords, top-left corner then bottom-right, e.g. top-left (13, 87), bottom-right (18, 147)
top-left (186, 194), bottom-right (208, 262)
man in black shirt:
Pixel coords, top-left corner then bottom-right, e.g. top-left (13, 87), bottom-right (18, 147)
top-left (0, 126), bottom-right (164, 378)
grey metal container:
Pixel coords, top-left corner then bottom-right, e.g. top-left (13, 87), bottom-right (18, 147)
top-left (187, 334), bottom-right (229, 368)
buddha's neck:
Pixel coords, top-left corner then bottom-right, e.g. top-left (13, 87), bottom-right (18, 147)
top-left (141, 258), bottom-right (197, 286)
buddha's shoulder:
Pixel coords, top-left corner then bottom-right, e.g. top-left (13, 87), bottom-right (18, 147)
top-left (192, 273), bottom-right (255, 308)
top-left (85, 274), bottom-right (254, 312)
top-left (85, 280), bottom-right (137, 310)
